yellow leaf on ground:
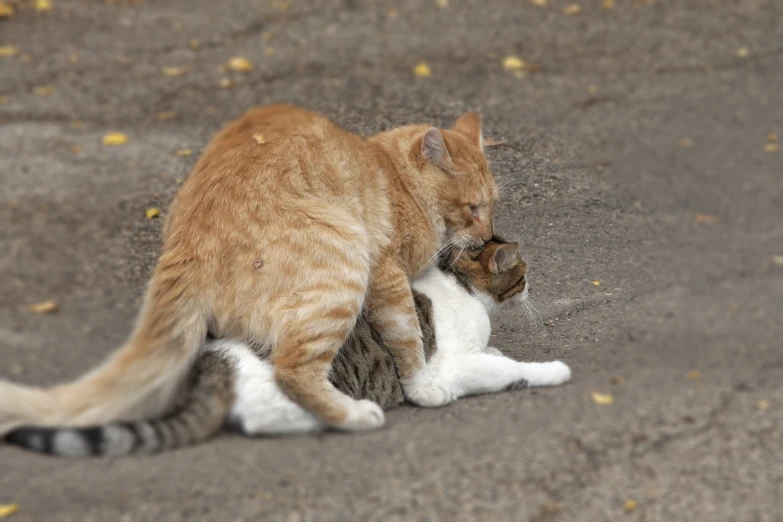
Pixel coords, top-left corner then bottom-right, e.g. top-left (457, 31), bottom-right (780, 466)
top-left (677, 138), bottom-right (694, 147)
top-left (694, 213), bottom-right (718, 224)
top-left (219, 77), bottom-right (234, 89)
top-left (0, 46), bottom-right (19, 57)
top-left (252, 133), bottom-right (266, 144)
top-left (413, 61), bottom-right (432, 77)
top-left (102, 132), bottom-right (129, 146)
top-left (0, 2), bottom-right (14, 18)
top-left (0, 504), bottom-right (19, 518)
top-left (772, 255), bottom-right (783, 266)
top-left (176, 148), bottom-right (191, 157)
top-left (602, 0), bottom-right (615, 8)
top-left (592, 280), bottom-right (601, 286)
top-left (763, 143), bottom-right (778, 153)
top-left (623, 500), bottom-right (638, 512)
top-left (161, 66), bottom-right (187, 76)
top-left (502, 55), bottom-right (525, 71)
top-left (28, 300), bottom-right (58, 314)
top-left (156, 111), bottom-right (176, 121)
top-left (687, 370), bottom-right (701, 380)
top-left (35, 0), bottom-right (52, 12)
top-left (591, 391), bottom-right (614, 405)
top-left (564, 4), bottom-right (581, 15)
top-left (145, 207), bottom-right (160, 219)
top-left (483, 138), bottom-right (505, 147)
top-left (434, 0), bottom-right (449, 7)
top-left (757, 400), bottom-right (770, 410)
top-left (34, 86), bottom-right (55, 96)
top-left (228, 56), bottom-right (253, 72)
top-left (736, 47), bottom-right (749, 58)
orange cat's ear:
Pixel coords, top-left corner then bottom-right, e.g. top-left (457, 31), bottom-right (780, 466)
top-left (487, 242), bottom-right (519, 274)
top-left (452, 112), bottom-right (483, 150)
top-left (421, 127), bottom-right (452, 167)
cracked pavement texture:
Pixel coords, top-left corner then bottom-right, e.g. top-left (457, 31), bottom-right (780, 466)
top-left (1, 1), bottom-right (782, 521)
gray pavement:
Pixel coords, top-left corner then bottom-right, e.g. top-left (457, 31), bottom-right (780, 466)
top-left (1, 0), bottom-right (782, 520)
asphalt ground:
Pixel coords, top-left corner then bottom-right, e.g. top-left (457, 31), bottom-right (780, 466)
top-left (1, 0), bottom-right (782, 520)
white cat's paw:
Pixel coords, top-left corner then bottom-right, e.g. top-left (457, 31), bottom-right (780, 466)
top-left (531, 360), bottom-right (572, 387)
top-left (485, 347), bottom-right (503, 356)
top-left (402, 371), bottom-right (453, 407)
top-left (337, 399), bottom-right (385, 432)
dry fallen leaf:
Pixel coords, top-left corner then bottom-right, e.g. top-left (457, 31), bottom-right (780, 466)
top-left (602, 0), bottom-right (615, 8)
top-left (588, 84), bottom-right (598, 94)
top-left (592, 280), bottom-right (601, 286)
top-left (694, 213), bottom-right (719, 224)
top-left (591, 391), bottom-right (614, 405)
top-left (530, 0), bottom-right (547, 5)
top-left (156, 111), bottom-right (176, 121)
top-left (145, 207), bottom-right (160, 220)
top-left (677, 138), bottom-right (694, 147)
top-left (252, 133), bottom-right (266, 144)
top-left (228, 56), bottom-right (253, 72)
top-left (0, 2), bottom-right (14, 18)
top-left (0, 504), bottom-right (19, 518)
top-left (434, 0), bottom-right (449, 7)
top-left (502, 55), bottom-right (525, 71)
top-left (687, 370), bottom-right (702, 380)
top-left (219, 77), bottom-right (234, 89)
top-left (564, 4), bottom-right (581, 15)
top-left (623, 500), bottom-right (638, 512)
top-left (0, 45), bottom-right (19, 57)
top-left (102, 132), bottom-right (129, 146)
top-left (483, 138), bottom-right (505, 147)
top-left (413, 61), bottom-right (432, 77)
top-left (161, 66), bottom-right (187, 76)
top-left (768, 132), bottom-right (778, 143)
top-left (189, 38), bottom-right (199, 49)
top-left (28, 300), bottom-right (58, 314)
top-left (34, 86), bottom-right (55, 96)
top-left (772, 255), bottom-right (783, 266)
top-left (757, 399), bottom-right (770, 410)
top-left (609, 376), bottom-right (624, 385)
top-left (176, 148), bottom-right (191, 157)
top-left (736, 47), bottom-right (749, 58)
top-left (763, 143), bottom-right (778, 153)
top-left (34, 0), bottom-right (52, 12)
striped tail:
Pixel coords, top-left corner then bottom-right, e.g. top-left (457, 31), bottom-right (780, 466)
top-left (4, 351), bottom-right (235, 457)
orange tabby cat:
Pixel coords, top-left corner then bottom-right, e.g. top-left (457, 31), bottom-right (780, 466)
top-left (0, 105), bottom-right (497, 434)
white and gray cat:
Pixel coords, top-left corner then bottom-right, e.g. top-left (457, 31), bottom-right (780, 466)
top-left (5, 238), bottom-right (571, 457)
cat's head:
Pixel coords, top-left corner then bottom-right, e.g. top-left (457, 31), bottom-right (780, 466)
top-left (411, 113), bottom-right (498, 249)
top-left (441, 237), bottom-right (529, 310)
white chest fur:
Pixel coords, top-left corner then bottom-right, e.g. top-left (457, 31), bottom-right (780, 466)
top-left (412, 268), bottom-right (492, 358)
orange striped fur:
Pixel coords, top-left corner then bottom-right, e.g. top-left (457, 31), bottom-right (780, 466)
top-left (0, 105), bottom-right (497, 434)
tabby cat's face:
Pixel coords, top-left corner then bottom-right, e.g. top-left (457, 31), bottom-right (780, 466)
top-left (449, 239), bottom-right (529, 306)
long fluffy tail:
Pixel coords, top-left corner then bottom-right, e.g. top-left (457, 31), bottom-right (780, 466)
top-left (4, 352), bottom-right (235, 457)
top-left (0, 261), bottom-right (208, 437)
